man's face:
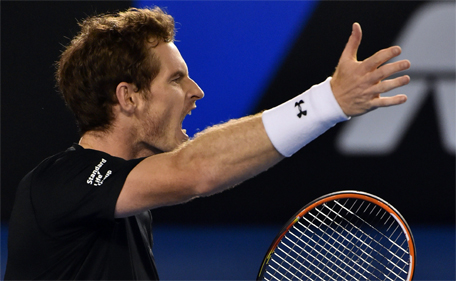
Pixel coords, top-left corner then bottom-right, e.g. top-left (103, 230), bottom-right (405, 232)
top-left (137, 41), bottom-right (204, 153)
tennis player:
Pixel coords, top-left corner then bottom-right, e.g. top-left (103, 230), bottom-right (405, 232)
top-left (5, 7), bottom-right (410, 280)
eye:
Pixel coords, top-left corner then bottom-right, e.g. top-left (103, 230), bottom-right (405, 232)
top-left (171, 74), bottom-right (183, 84)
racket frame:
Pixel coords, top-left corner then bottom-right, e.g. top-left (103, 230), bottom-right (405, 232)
top-left (257, 190), bottom-right (416, 281)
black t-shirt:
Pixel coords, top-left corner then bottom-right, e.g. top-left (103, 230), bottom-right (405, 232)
top-left (5, 144), bottom-right (159, 280)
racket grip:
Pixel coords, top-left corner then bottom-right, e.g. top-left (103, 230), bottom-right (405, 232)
top-left (262, 77), bottom-right (349, 157)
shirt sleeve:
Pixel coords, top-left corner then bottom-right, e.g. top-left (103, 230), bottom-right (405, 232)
top-left (31, 149), bottom-right (144, 238)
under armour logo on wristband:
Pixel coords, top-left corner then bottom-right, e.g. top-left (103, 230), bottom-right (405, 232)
top-left (295, 100), bottom-right (307, 118)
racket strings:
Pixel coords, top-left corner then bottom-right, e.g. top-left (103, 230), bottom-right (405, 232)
top-left (264, 198), bottom-right (411, 281)
top-left (285, 225), bottom-right (365, 279)
top-left (300, 211), bottom-right (395, 279)
top-left (312, 204), bottom-right (408, 280)
top-left (325, 202), bottom-right (410, 270)
top-left (333, 201), bottom-right (409, 256)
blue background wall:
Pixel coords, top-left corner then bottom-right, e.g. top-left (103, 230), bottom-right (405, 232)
top-left (2, 1), bottom-right (454, 279)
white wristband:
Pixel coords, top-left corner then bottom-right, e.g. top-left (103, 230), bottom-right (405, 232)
top-left (262, 77), bottom-right (349, 157)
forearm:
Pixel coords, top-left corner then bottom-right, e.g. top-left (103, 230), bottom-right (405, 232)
top-left (117, 113), bottom-right (285, 217)
top-left (174, 113), bottom-right (284, 197)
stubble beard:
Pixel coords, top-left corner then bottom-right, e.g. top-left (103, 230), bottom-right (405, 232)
top-left (139, 110), bottom-right (175, 155)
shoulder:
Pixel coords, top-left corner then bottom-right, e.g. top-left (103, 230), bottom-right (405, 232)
top-left (32, 144), bottom-right (142, 182)
top-left (26, 144), bottom-right (145, 228)
top-left (26, 144), bottom-right (145, 203)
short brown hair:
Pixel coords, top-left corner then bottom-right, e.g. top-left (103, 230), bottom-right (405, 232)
top-left (56, 7), bottom-right (175, 135)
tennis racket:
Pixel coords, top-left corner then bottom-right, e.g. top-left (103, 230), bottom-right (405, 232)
top-left (257, 190), bottom-right (416, 281)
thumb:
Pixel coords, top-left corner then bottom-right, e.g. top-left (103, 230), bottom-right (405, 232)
top-left (341, 22), bottom-right (362, 61)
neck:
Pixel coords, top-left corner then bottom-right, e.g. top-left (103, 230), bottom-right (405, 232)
top-left (79, 130), bottom-right (160, 160)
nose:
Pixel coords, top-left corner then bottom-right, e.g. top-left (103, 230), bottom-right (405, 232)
top-left (188, 78), bottom-right (204, 100)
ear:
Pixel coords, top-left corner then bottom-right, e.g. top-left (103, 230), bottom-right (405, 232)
top-left (116, 82), bottom-right (139, 115)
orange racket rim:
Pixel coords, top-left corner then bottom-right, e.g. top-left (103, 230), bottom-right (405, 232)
top-left (258, 190), bottom-right (416, 281)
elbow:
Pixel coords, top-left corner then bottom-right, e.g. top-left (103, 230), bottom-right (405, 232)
top-left (195, 178), bottom-right (226, 198)
top-left (187, 167), bottom-right (223, 198)
top-left (172, 149), bottom-right (222, 199)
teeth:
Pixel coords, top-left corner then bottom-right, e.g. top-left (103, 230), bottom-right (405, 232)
top-left (188, 111), bottom-right (192, 116)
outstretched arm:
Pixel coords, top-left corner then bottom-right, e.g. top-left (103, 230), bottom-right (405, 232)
top-left (116, 113), bottom-right (282, 217)
top-left (115, 23), bottom-right (411, 217)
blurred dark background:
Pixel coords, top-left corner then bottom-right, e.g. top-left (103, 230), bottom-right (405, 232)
top-left (2, 1), bottom-right (454, 279)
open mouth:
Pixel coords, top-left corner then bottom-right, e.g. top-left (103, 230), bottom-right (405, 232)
top-left (180, 108), bottom-right (194, 140)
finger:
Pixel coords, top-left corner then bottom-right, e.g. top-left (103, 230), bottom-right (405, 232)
top-left (362, 46), bottom-right (402, 71)
top-left (340, 22), bottom-right (362, 61)
top-left (370, 94), bottom-right (408, 108)
top-left (373, 75), bottom-right (411, 94)
top-left (369, 60), bottom-right (411, 82)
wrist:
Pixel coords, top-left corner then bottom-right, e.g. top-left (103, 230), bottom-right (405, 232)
top-left (262, 77), bottom-right (350, 157)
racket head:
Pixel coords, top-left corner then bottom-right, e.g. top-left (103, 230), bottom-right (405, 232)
top-left (257, 190), bottom-right (416, 281)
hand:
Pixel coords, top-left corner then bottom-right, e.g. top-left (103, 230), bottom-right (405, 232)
top-left (330, 23), bottom-right (411, 117)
